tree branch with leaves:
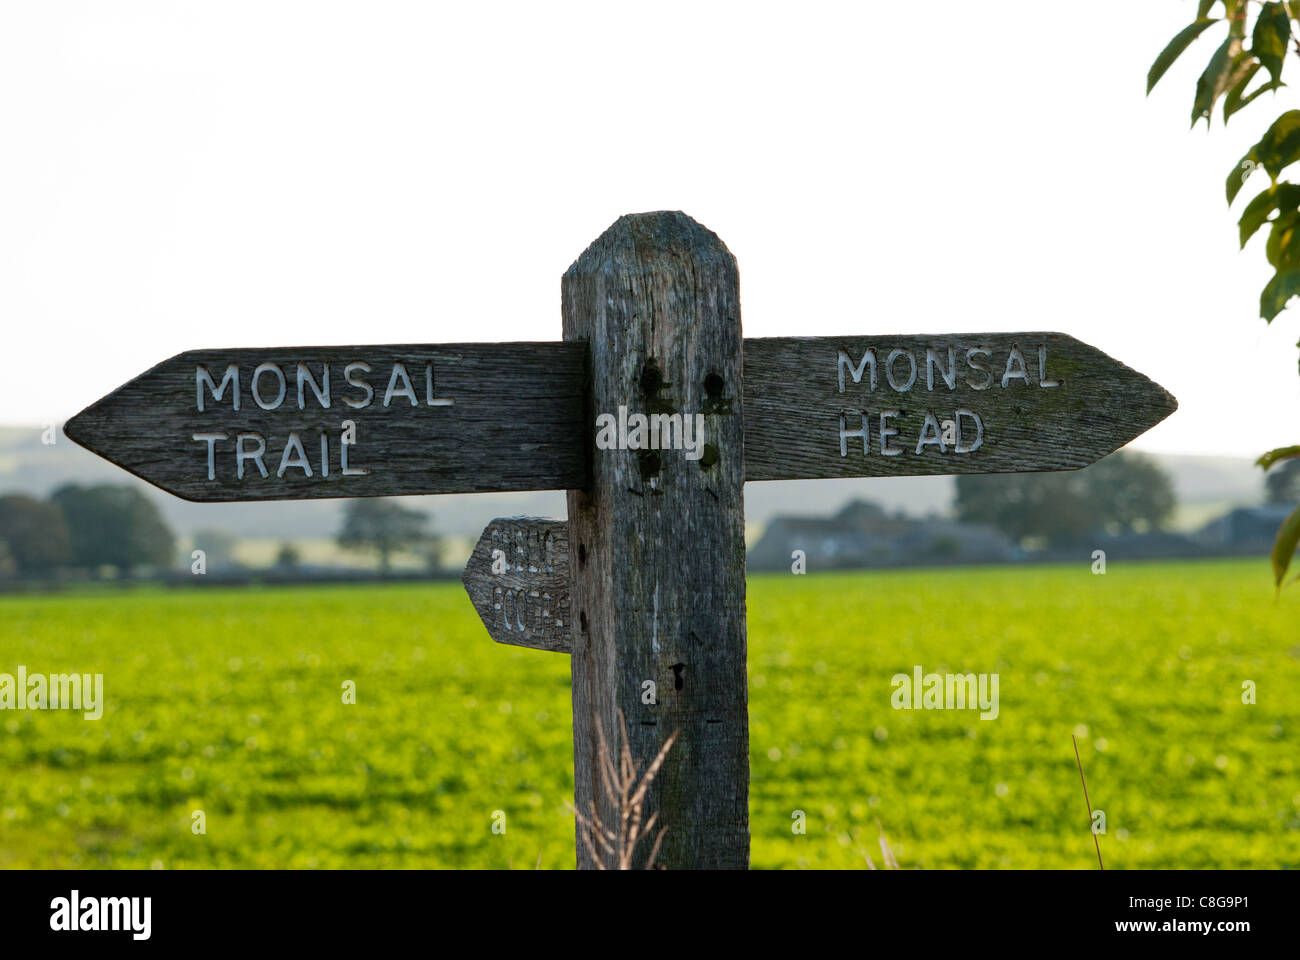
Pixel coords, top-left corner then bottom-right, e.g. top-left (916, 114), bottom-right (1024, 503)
top-left (1148, 0), bottom-right (1300, 587)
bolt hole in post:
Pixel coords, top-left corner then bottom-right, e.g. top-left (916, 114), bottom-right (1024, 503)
top-left (702, 370), bottom-right (733, 417)
top-left (578, 543), bottom-right (587, 568)
top-left (638, 449), bottom-right (662, 481)
top-left (639, 361), bottom-right (664, 398)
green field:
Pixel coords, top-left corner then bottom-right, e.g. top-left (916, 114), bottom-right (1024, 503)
top-left (1, 558), bottom-right (1297, 869)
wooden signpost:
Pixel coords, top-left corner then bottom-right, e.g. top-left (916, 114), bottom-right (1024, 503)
top-left (65, 210), bottom-right (1177, 870)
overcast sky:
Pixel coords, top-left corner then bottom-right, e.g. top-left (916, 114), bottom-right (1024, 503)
top-left (1, 1), bottom-right (1296, 458)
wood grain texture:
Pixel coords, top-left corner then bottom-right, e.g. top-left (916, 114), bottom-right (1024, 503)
top-left (564, 211), bottom-right (750, 870)
top-left (64, 334), bottom-right (1176, 502)
top-left (461, 517), bottom-right (571, 654)
top-left (742, 333), bottom-right (1177, 480)
top-left (62, 343), bottom-right (586, 501)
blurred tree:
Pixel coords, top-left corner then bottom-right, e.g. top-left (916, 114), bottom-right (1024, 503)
top-left (50, 484), bottom-right (175, 574)
top-left (1083, 452), bottom-right (1179, 534)
top-left (0, 494), bottom-right (74, 576)
top-left (276, 542), bottom-right (301, 569)
top-left (337, 498), bottom-right (430, 574)
top-left (955, 452), bottom-right (1176, 548)
top-left (955, 471), bottom-right (1092, 548)
top-left (414, 537), bottom-right (444, 573)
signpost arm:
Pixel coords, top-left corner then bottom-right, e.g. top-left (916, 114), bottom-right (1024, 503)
top-left (563, 211), bottom-right (750, 869)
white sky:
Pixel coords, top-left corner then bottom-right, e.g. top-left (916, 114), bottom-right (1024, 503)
top-left (1, 0), bottom-right (1297, 457)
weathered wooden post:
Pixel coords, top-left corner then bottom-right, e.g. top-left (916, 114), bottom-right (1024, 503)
top-left (563, 212), bottom-right (749, 869)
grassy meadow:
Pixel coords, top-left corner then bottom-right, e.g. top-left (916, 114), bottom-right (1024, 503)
top-left (0, 558), bottom-right (1297, 869)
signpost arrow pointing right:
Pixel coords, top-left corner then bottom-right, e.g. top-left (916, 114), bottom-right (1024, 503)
top-left (740, 332), bottom-right (1178, 481)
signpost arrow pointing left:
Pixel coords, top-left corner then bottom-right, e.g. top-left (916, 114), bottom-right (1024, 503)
top-left (62, 342), bottom-right (588, 502)
top-left (461, 517), bottom-right (571, 654)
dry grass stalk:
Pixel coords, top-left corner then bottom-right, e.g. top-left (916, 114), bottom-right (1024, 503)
top-left (861, 819), bottom-right (901, 870)
top-left (568, 709), bottom-right (679, 869)
top-left (1072, 734), bottom-right (1104, 870)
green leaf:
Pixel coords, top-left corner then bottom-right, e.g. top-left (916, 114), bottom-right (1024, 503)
top-left (1223, 59), bottom-right (1262, 121)
top-left (1148, 18), bottom-right (1221, 94)
top-left (1239, 186), bottom-right (1277, 246)
top-left (1239, 182), bottom-right (1300, 245)
top-left (1257, 110), bottom-right (1300, 177)
top-left (1226, 75), bottom-right (1285, 122)
top-left (1269, 501), bottom-right (1300, 589)
top-left (1265, 206), bottom-right (1300, 267)
top-left (1257, 445), bottom-right (1300, 470)
top-left (1253, 2), bottom-right (1291, 84)
top-left (1192, 35), bottom-right (1242, 125)
top-left (1228, 145), bottom-right (1261, 203)
top-left (1198, 0), bottom-right (1220, 16)
top-left (1230, 111), bottom-right (1300, 202)
top-left (1259, 266), bottom-right (1300, 319)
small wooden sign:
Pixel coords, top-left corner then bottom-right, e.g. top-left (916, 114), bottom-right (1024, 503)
top-left (461, 518), bottom-right (571, 654)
